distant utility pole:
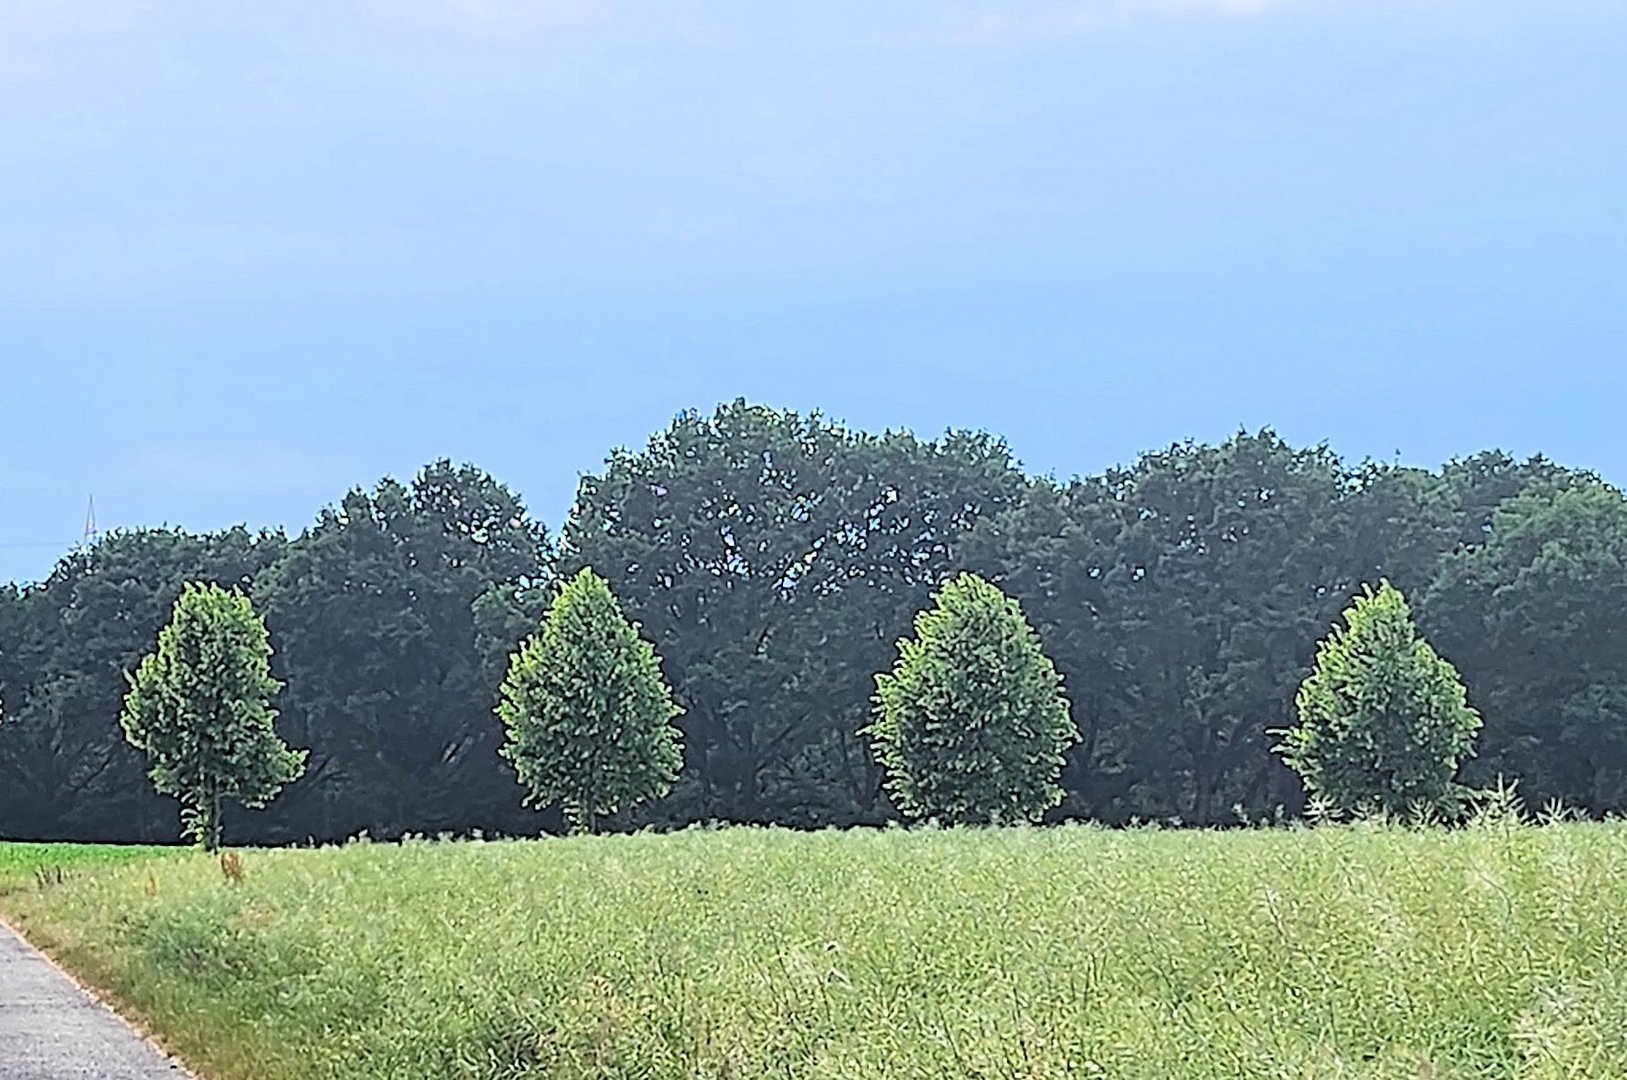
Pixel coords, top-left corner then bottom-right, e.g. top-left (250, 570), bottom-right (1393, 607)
top-left (84, 495), bottom-right (100, 544)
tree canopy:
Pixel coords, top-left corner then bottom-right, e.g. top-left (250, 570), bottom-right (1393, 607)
top-left (497, 568), bottom-right (683, 833)
top-left (2, 408), bottom-right (1622, 840)
top-left (554, 400), bottom-right (1023, 825)
top-left (870, 573), bottom-right (1074, 824)
top-left (121, 583), bottom-right (306, 849)
top-left (253, 460), bottom-right (548, 840)
top-left (1277, 582), bottom-right (1481, 817)
top-left (1424, 483), bottom-right (1627, 812)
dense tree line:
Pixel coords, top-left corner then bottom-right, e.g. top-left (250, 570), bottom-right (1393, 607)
top-left (1, 400), bottom-right (1623, 842)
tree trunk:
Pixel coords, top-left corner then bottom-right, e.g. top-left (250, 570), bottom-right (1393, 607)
top-left (584, 750), bottom-right (599, 835)
top-left (1192, 767), bottom-right (1215, 827)
top-left (565, 799), bottom-right (591, 836)
top-left (209, 791), bottom-right (223, 853)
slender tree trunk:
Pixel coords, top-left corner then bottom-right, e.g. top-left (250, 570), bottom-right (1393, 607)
top-left (1192, 770), bottom-right (1215, 827)
top-left (565, 799), bottom-right (591, 836)
top-left (584, 750), bottom-right (599, 835)
top-left (209, 791), bottom-right (223, 853)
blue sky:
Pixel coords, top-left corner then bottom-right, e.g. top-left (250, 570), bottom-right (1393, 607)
top-left (3, 0), bottom-right (1624, 583)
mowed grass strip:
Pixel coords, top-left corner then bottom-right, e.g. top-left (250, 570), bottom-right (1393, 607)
top-left (2, 823), bottom-right (1626, 1080)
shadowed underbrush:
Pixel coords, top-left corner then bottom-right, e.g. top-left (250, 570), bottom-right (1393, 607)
top-left (2, 821), bottom-right (1626, 1079)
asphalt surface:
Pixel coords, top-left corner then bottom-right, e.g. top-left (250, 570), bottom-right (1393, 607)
top-left (0, 921), bottom-right (193, 1079)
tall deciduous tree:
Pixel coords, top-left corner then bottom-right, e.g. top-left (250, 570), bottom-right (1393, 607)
top-left (869, 573), bottom-right (1075, 824)
top-left (121, 583), bottom-right (306, 849)
top-left (956, 474), bottom-right (1136, 819)
top-left (256, 461), bottom-right (548, 840)
top-left (0, 528), bottom-right (286, 842)
top-left (1103, 434), bottom-right (1373, 825)
top-left (1437, 451), bottom-right (1593, 550)
top-left (497, 568), bottom-right (682, 833)
top-left (964, 431), bottom-right (1381, 824)
top-left (556, 400), bottom-right (1023, 825)
top-left (1277, 581), bottom-right (1480, 816)
top-left (1424, 483), bottom-right (1627, 813)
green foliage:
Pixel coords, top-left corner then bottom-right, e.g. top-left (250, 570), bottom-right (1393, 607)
top-left (9, 824), bottom-right (1627, 1079)
top-left (1424, 482), bottom-right (1627, 812)
top-left (0, 528), bottom-right (286, 843)
top-left (961, 433), bottom-right (1417, 825)
top-left (0, 423), bottom-right (1619, 838)
top-left (1438, 449), bottom-right (1596, 549)
top-left (960, 442), bottom-right (1593, 826)
top-left (869, 573), bottom-right (1074, 824)
top-left (1277, 581), bottom-right (1481, 816)
top-left (120, 583), bottom-right (307, 850)
top-left (254, 460), bottom-right (549, 840)
top-left (497, 569), bottom-right (682, 833)
top-left (555, 399), bottom-right (1023, 825)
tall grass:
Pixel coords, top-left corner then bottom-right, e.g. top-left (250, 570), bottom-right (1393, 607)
top-left (4, 821), bottom-right (1626, 1079)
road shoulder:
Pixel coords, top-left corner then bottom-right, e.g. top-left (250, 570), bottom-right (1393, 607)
top-left (0, 918), bottom-right (194, 1080)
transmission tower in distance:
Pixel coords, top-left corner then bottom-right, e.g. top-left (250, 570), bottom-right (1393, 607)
top-left (84, 495), bottom-right (100, 544)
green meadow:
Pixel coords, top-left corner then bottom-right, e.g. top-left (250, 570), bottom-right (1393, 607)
top-left (3, 820), bottom-right (1626, 1080)
top-left (0, 842), bottom-right (176, 893)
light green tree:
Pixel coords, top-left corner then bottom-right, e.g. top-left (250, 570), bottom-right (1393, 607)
top-left (869, 572), bottom-right (1075, 825)
top-left (121, 583), bottom-right (307, 850)
top-left (497, 568), bottom-right (683, 833)
top-left (1277, 581), bottom-right (1480, 816)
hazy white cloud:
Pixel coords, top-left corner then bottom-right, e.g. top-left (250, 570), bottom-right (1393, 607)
top-left (952, 0), bottom-right (1288, 43)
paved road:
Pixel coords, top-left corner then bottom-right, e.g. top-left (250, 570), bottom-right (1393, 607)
top-left (0, 921), bottom-right (193, 1079)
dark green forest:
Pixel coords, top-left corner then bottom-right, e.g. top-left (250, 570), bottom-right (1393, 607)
top-left (3, 400), bottom-right (1624, 843)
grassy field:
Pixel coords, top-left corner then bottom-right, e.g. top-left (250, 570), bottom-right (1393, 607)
top-left (2, 821), bottom-right (1626, 1080)
top-left (0, 841), bottom-right (176, 893)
